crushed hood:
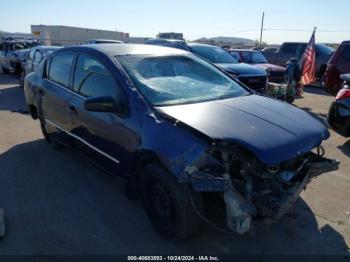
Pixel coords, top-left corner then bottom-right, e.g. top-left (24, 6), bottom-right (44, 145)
top-left (156, 95), bottom-right (329, 165)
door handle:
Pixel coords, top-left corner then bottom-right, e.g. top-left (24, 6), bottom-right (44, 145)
top-left (68, 105), bottom-right (78, 115)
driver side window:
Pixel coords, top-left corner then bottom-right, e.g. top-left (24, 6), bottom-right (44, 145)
top-left (73, 54), bottom-right (119, 98)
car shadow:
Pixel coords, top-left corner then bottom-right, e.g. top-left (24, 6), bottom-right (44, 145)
top-left (304, 85), bottom-right (334, 97)
top-left (338, 140), bottom-right (350, 158)
top-left (0, 139), bottom-right (348, 256)
top-left (0, 85), bottom-right (28, 114)
top-left (299, 106), bottom-right (328, 123)
top-left (0, 74), bottom-right (19, 85)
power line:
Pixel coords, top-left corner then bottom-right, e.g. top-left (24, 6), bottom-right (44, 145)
top-left (264, 28), bottom-right (350, 33)
top-left (264, 9), bottom-right (350, 13)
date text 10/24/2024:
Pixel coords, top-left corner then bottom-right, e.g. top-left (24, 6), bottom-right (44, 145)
top-left (127, 256), bottom-right (220, 261)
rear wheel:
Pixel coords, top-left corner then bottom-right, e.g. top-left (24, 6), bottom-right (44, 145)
top-left (19, 71), bottom-right (25, 88)
top-left (140, 163), bottom-right (204, 240)
top-left (1, 66), bottom-right (10, 74)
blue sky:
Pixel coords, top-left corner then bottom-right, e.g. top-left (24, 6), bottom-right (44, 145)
top-left (1, 0), bottom-right (349, 44)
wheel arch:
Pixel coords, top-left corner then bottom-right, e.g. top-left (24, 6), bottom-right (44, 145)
top-left (126, 149), bottom-right (167, 200)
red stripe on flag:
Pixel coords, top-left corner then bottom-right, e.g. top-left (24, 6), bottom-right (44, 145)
top-left (301, 31), bottom-right (316, 85)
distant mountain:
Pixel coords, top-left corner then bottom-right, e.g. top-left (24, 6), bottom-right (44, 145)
top-left (195, 36), bottom-right (255, 44)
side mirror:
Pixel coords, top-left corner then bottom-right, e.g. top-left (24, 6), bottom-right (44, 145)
top-left (84, 96), bottom-right (126, 113)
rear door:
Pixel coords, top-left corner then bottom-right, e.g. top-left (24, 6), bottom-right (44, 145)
top-left (65, 53), bottom-right (133, 176)
top-left (337, 44), bottom-right (350, 75)
top-left (41, 52), bottom-right (75, 144)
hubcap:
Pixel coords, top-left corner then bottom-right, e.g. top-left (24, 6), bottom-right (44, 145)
top-left (150, 179), bottom-right (176, 225)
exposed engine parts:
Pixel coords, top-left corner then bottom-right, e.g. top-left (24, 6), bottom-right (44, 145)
top-left (205, 142), bottom-right (339, 234)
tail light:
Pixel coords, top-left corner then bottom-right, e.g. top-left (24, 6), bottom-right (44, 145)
top-left (336, 87), bottom-right (350, 100)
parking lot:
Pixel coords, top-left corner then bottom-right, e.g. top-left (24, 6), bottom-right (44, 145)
top-left (0, 72), bottom-right (349, 256)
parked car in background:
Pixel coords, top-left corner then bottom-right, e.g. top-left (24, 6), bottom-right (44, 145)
top-left (157, 32), bottom-right (183, 40)
top-left (0, 39), bottom-right (41, 75)
top-left (145, 40), bottom-right (268, 92)
top-left (24, 44), bottom-right (338, 239)
top-left (87, 39), bottom-right (124, 44)
top-left (188, 43), bottom-right (268, 92)
top-left (145, 38), bottom-right (191, 51)
top-left (262, 47), bottom-right (278, 53)
top-left (328, 74), bottom-right (350, 137)
top-left (230, 49), bottom-right (286, 83)
top-left (324, 41), bottom-right (350, 93)
top-left (20, 46), bottom-right (62, 86)
top-left (262, 42), bottom-right (335, 79)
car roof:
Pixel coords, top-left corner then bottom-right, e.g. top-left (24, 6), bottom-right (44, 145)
top-left (147, 38), bottom-right (185, 42)
top-left (90, 39), bottom-right (123, 42)
top-left (56, 43), bottom-right (189, 56)
top-left (35, 46), bottom-right (61, 50)
top-left (187, 42), bottom-right (219, 48)
top-left (230, 49), bottom-right (259, 52)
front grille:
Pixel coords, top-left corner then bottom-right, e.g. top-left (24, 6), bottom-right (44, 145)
top-left (238, 75), bottom-right (267, 93)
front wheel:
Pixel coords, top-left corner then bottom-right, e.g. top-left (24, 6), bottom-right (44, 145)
top-left (140, 163), bottom-right (204, 240)
top-left (39, 118), bottom-right (63, 150)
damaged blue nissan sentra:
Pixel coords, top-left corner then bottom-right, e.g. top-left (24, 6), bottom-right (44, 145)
top-left (24, 44), bottom-right (339, 239)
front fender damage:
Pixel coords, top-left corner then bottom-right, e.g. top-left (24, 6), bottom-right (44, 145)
top-left (176, 142), bottom-right (340, 235)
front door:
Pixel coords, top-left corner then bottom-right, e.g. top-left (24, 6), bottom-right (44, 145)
top-left (65, 53), bottom-right (137, 177)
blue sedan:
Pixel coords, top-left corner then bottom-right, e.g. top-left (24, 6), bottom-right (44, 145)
top-left (24, 44), bottom-right (339, 239)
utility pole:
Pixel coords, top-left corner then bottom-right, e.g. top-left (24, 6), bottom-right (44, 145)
top-left (259, 12), bottom-right (265, 46)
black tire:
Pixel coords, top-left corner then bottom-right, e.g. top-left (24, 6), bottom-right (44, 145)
top-left (1, 66), bottom-right (10, 74)
top-left (140, 163), bottom-right (204, 240)
top-left (286, 95), bottom-right (294, 104)
top-left (39, 117), bottom-right (63, 150)
top-left (19, 71), bottom-right (25, 88)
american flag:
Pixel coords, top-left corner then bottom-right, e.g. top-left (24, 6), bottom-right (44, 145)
top-left (301, 30), bottom-right (316, 85)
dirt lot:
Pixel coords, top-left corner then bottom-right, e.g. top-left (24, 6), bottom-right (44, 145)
top-left (0, 73), bottom-right (349, 257)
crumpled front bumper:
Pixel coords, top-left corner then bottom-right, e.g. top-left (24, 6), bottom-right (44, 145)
top-left (224, 154), bottom-right (340, 234)
top-left (265, 156), bottom-right (340, 224)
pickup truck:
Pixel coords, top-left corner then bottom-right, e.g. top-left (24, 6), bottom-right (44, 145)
top-left (262, 42), bottom-right (335, 79)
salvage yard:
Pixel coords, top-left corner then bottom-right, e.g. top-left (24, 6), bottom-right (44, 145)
top-left (0, 73), bottom-right (349, 256)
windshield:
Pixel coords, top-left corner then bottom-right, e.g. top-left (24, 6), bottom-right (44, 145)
top-left (190, 45), bottom-right (238, 64)
top-left (250, 52), bottom-right (268, 63)
top-left (117, 54), bottom-right (248, 106)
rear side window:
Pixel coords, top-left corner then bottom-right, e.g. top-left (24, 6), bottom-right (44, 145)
top-left (241, 52), bottom-right (250, 62)
top-left (29, 48), bottom-right (36, 60)
top-left (73, 54), bottom-right (118, 98)
top-left (34, 50), bottom-right (43, 63)
top-left (280, 44), bottom-right (299, 54)
top-left (340, 45), bottom-right (350, 62)
top-left (48, 53), bottom-right (74, 88)
top-left (230, 51), bottom-right (241, 61)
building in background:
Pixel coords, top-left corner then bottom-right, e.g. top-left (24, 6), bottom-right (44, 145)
top-left (31, 25), bottom-right (130, 46)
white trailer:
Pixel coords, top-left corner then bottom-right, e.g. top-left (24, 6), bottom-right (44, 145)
top-left (31, 25), bottom-right (129, 46)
